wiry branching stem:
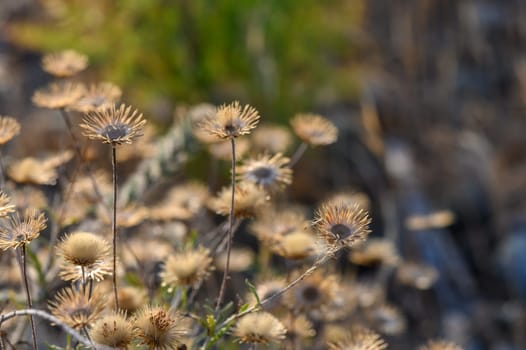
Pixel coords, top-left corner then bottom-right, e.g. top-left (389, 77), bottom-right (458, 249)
top-left (215, 138), bottom-right (236, 311)
top-left (19, 245), bottom-right (38, 350)
top-left (111, 146), bottom-right (119, 309)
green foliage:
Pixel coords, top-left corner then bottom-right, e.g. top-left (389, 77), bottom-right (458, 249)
top-left (8, 0), bottom-right (364, 117)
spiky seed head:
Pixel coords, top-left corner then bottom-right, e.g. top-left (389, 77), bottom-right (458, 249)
top-left (161, 246), bottom-right (214, 289)
top-left (290, 113), bottom-right (338, 146)
top-left (90, 310), bottom-right (134, 348)
top-left (42, 49), bottom-right (88, 77)
top-left (0, 116), bottom-right (21, 145)
top-left (328, 326), bottom-right (387, 350)
top-left (71, 82), bottom-right (122, 113)
top-left (200, 101), bottom-right (260, 139)
top-left (0, 208), bottom-right (47, 250)
top-left (134, 305), bottom-right (188, 350)
top-left (209, 181), bottom-right (268, 218)
top-left (313, 202), bottom-right (371, 250)
top-left (418, 340), bottom-right (464, 350)
top-left (272, 230), bottom-right (319, 260)
top-left (57, 231), bottom-right (110, 267)
top-left (32, 82), bottom-right (86, 109)
top-left (80, 103), bottom-right (146, 146)
top-left (237, 153), bottom-right (292, 193)
top-left (234, 312), bottom-right (287, 345)
top-left (48, 286), bottom-right (106, 330)
top-left (0, 192), bottom-right (15, 218)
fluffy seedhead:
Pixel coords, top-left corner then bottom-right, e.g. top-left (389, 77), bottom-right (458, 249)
top-left (290, 113), bottom-right (338, 146)
top-left (71, 82), bottom-right (122, 113)
top-left (32, 82), bottom-right (86, 109)
top-left (209, 181), bottom-right (268, 218)
top-left (134, 305), bottom-right (188, 350)
top-left (90, 310), bottom-right (134, 348)
top-left (328, 327), bottom-right (387, 350)
top-left (234, 311), bottom-right (287, 345)
top-left (0, 209), bottom-right (47, 250)
top-left (161, 246), bottom-right (214, 289)
top-left (418, 340), bottom-right (464, 350)
top-left (237, 153), bottom-right (293, 193)
top-left (42, 49), bottom-right (88, 77)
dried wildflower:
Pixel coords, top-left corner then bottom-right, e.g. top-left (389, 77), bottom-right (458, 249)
top-left (200, 101), bottom-right (260, 139)
top-left (237, 153), bottom-right (292, 193)
top-left (0, 116), bottom-right (21, 145)
top-left (58, 232), bottom-right (112, 282)
top-left (283, 314), bottom-right (316, 340)
top-left (396, 261), bottom-right (439, 290)
top-left (208, 138), bottom-right (250, 160)
top-left (251, 124), bottom-right (293, 153)
top-left (209, 182), bottom-right (268, 218)
top-left (117, 286), bottom-right (147, 314)
top-left (57, 231), bottom-right (110, 267)
top-left (272, 230), bottom-right (319, 260)
top-left (70, 82), bottom-right (122, 113)
top-left (32, 82), bottom-right (85, 109)
top-left (285, 271), bottom-right (337, 313)
top-left (7, 150), bottom-right (73, 185)
top-left (325, 191), bottom-right (371, 211)
top-left (215, 247), bottom-right (254, 272)
top-left (0, 209), bottom-right (47, 250)
top-left (405, 210), bottom-right (455, 231)
top-left (367, 303), bottom-right (406, 335)
top-left (80, 103), bottom-right (146, 146)
top-left (42, 49), bottom-right (88, 77)
top-left (328, 327), bottom-right (387, 350)
top-left (97, 203), bottom-right (149, 228)
top-left (290, 113), bottom-right (338, 146)
top-left (313, 202), bottom-right (371, 249)
top-left (91, 310), bottom-right (134, 348)
top-left (250, 207), bottom-right (309, 245)
top-left (0, 192), bottom-right (15, 218)
top-left (150, 181), bottom-right (209, 221)
top-left (349, 239), bottom-right (400, 267)
top-left (48, 287), bottom-right (105, 330)
top-left (234, 312), bottom-right (287, 345)
top-left (134, 305), bottom-right (187, 350)
top-left (161, 246), bottom-right (214, 289)
top-left (418, 340), bottom-right (463, 350)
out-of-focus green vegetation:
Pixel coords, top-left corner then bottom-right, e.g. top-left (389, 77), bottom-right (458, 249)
top-left (8, 0), bottom-right (366, 118)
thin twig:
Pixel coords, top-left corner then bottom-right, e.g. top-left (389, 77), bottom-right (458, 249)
top-left (111, 145), bottom-right (119, 309)
top-left (19, 245), bottom-right (37, 350)
top-left (288, 142), bottom-right (308, 168)
top-left (0, 149), bottom-right (5, 189)
top-left (215, 138), bottom-right (236, 311)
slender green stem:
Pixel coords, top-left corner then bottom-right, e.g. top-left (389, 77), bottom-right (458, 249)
top-left (19, 245), bottom-right (38, 350)
top-left (288, 142), bottom-right (308, 168)
top-left (215, 138), bottom-right (236, 311)
top-left (111, 145), bottom-right (119, 309)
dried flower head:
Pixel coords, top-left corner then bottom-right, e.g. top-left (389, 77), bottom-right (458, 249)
top-left (117, 286), bottom-right (147, 314)
top-left (0, 209), bottom-right (47, 250)
top-left (251, 124), bottom-right (293, 153)
top-left (396, 261), bottom-right (439, 290)
top-left (42, 49), bottom-right (88, 77)
top-left (70, 82), bottom-right (122, 113)
top-left (32, 82), bottom-right (85, 109)
top-left (57, 231), bottom-right (110, 267)
top-left (215, 247), bottom-right (254, 272)
top-left (328, 327), bottom-right (387, 350)
top-left (237, 153), bottom-right (292, 193)
top-left (367, 303), bottom-right (406, 335)
top-left (290, 113), bottom-right (338, 146)
top-left (208, 138), bottom-right (250, 160)
top-left (418, 340), bottom-right (463, 350)
top-left (250, 207), bottom-right (309, 245)
top-left (134, 305), bottom-right (188, 350)
top-left (80, 103), bottom-right (146, 146)
top-left (161, 246), bottom-right (214, 289)
top-left (285, 271), bottom-right (337, 313)
top-left (314, 202), bottom-right (371, 250)
top-left (209, 182), bottom-right (268, 218)
top-left (90, 310), bottom-right (134, 348)
top-left (200, 101), bottom-right (260, 139)
top-left (150, 181), bottom-right (209, 221)
top-left (7, 150), bottom-right (73, 185)
top-left (272, 230), bottom-right (319, 260)
top-left (234, 312), bottom-right (287, 345)
top-left (285, 315), bottom-right (316, 340)
top-left (349, 239), bottom-right (400, 267)
top-left (48, 286), bottom-right (105, 330)
top-left (405, 210), bottom-right (455, 231)
top-left (0, 116), bottom-right (21, 145)
top-left (0, 192), bottom-right (15, 218)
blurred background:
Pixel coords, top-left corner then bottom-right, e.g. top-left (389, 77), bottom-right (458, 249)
top-left (2, 0), bottom-right (526, 349)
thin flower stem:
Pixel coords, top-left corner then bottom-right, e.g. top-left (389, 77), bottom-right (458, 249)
top-left (19, 245), bottom-right (38, 350)
top-left (288, 142), bottom-right (308, 168)
top-left (111, 145), bottom-right (119, 309)
top-left (215, 137), bottom-right (236, 311)
top-left (0, 149), bottom-right (5, 189)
